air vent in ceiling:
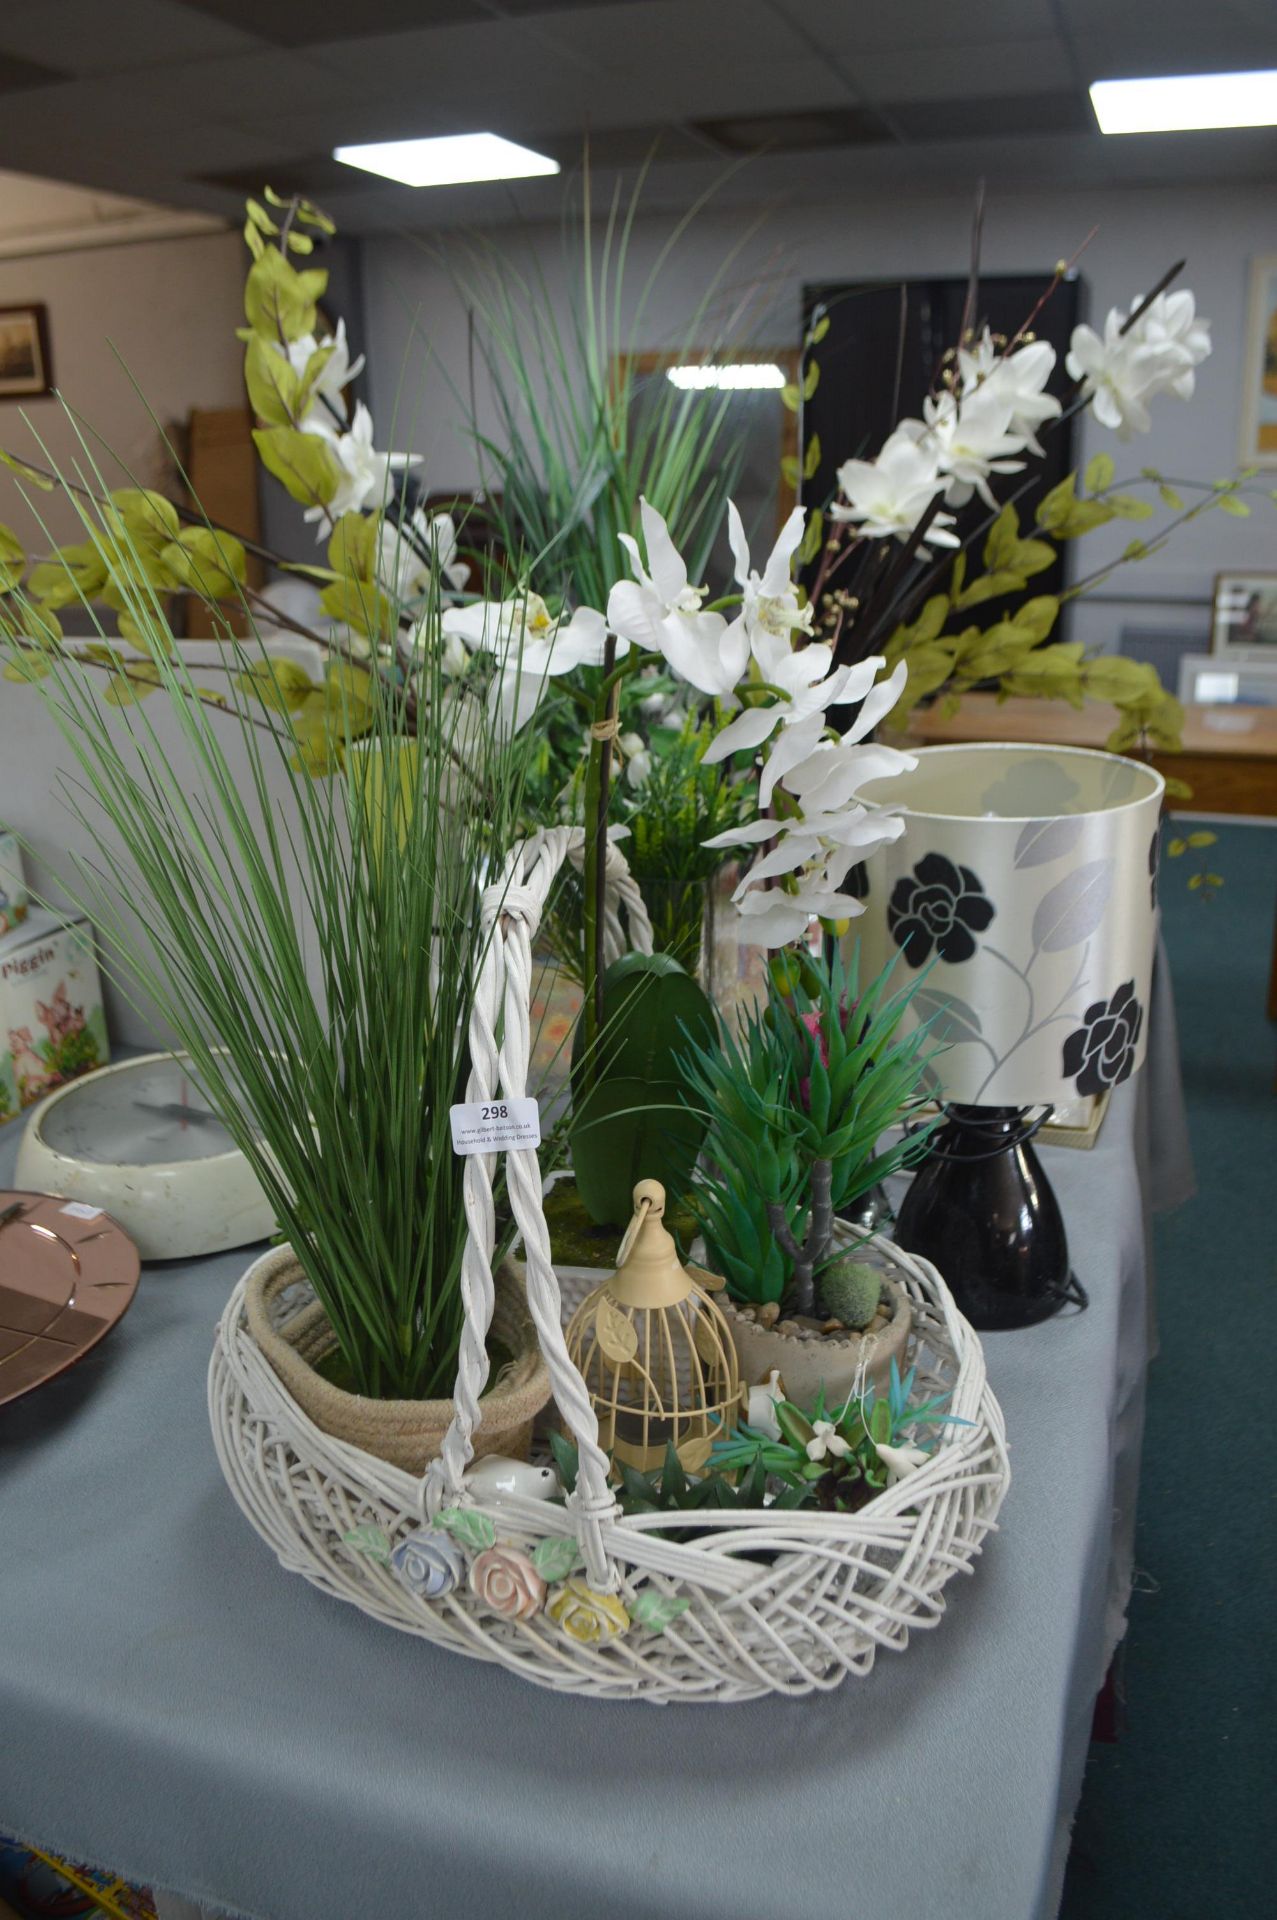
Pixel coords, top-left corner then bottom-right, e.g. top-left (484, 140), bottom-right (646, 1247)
top-left (694, 107), bottom-right (892, 154)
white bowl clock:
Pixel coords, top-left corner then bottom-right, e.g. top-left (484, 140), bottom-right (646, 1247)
top-left (16, 1053), bottom-right (275, 1261)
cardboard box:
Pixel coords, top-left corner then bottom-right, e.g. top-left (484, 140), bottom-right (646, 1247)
top-left (0, 908), bottom-right (109, 1122)
top-left (0, 828), bottom-right (27, 939)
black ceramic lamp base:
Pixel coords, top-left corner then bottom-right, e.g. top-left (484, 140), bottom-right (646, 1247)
top-left (893, 1106), bottom-right (1087, 1331)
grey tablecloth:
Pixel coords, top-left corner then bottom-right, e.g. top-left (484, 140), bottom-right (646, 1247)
top-left (0, 1019), bottom-right (1192, 1920)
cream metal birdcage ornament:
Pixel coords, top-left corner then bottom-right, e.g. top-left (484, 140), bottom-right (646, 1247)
top-left (564, 1179), bottom-right (741, 1474)
top-left (210, 825), bottom-right (1011, 1704)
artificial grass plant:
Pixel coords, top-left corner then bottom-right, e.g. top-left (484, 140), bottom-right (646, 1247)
top-left (1, 434), bottom-right (540, 1402)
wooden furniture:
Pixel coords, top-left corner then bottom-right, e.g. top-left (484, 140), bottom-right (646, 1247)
top-left (181, 407), bottom-right (263, 638)
top-left (904, 693), bottom-right (1277, 818)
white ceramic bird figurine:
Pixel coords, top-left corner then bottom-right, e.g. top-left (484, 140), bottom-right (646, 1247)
top-left (464, 1456), bottom-right (560, 1501)
top-left (874, 1441), bottom-right (930, 1487)
top-left (746, 1369), bottom-right (786, 1440)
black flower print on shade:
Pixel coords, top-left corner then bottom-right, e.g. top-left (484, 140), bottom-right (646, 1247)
top-left (887, 854), bottom-right (995, 967)
top-left (1061, 981), bottom-right (1144, 1097)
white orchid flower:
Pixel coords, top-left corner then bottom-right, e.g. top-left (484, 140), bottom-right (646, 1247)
top-left (875, 1440), bottom-right (930, 1486)
top-left (1125, 288), bottom-right (1211, 400)
top-left (721, 800), bottom-right (905, 897)
top-left (607, 497), bottom-right (745, 697)
top-left (280, 317), bottom-right (365, 423)
top-left (729, 885), bottom-right (843, 948)
top-left (442, 592), bottom-right (611, 735)
top-left (726, 804), bottom-right (905, 943)
top-left (618, 730), bottom-right (652, 789)
top-left (378, 509), bottom-right (470, 603)
top-left (724, 500), bottom-right (814, 659)
top-left (831, 429), bottom-right (958, 549)
top-left (711, 800), bottom-right (907, 948)
top-left (805, 1419), bottom-right (851, 1464)
top-left (301, 402), bottom-right (420, 531)
top-left (699, 655), bottom-right (915, 947)
top-left (915, 385), bottom-right (1027, 510)
top-left (710, 653), bottom-right (908, 809)
top-left (702, 635), bottom-right (857, 801)
top-left (1065, 310), bottom-right (1190, 438)
top-left (638, 678), bottom-right (674, 719)
top-left (959, 332), bottom-right (1061, 452)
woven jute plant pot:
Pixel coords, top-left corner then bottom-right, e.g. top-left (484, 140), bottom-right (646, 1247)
top-left (242, 1245), bottom-right (551, 1474)
top-left (723, 1281), bottom-right (912, 1406)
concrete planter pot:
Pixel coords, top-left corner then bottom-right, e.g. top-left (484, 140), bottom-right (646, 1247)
top-left (722, 1254), bottom-right (913, 1407)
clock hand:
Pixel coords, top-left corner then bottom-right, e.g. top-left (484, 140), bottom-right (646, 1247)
top-left (0, 1200), bottom-right (27, 1233)
top-left (132, 1099), bottom-right (223, 1127)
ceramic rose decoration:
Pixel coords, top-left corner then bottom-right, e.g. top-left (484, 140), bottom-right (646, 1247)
top-left (469, 1546), bottom-right (546, 1622)
top-left (547, 1579), bottom-right (631, 1647)
top-left (391, 1530), bottom-right (466, 1600)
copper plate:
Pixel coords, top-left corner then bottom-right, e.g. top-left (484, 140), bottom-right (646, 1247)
top-left (0, 1189), bottom-right (140, 1408)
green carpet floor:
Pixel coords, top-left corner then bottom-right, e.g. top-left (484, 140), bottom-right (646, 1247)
top-left (1060, 820), bottom-right (1277, 1918)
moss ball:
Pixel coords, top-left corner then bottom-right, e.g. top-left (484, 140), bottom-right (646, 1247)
top-left (818, 1255), bottom-right (883, 1331)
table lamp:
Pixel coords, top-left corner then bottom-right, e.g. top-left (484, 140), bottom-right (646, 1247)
top-left (853, 743), bottom-right (1164, 1329)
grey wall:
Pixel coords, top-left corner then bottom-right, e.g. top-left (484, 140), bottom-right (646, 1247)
top-left (358, 180), bottom-right (1277, 657)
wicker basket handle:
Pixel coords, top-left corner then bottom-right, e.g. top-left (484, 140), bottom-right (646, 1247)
top-left (421, 827), bottom-right (652, 1590)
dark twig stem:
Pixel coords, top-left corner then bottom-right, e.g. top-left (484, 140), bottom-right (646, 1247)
top-left (767, 1157), bottom-right (835, 1318)
top-left (959, 179), bottom-right (986, 347)
top-left (1120, 261), bottom-right (1185, 336)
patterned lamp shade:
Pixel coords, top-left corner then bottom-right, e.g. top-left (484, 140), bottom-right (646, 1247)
top-left (853, 744), bottom-right (1164, 1108)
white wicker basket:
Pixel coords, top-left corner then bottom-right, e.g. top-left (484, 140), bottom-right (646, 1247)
top-left (209, 827), bottom-right (1010, 1703)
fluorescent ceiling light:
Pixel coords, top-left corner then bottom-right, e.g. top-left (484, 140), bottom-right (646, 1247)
top-left (1090, 70), bottom-right (1277, 134)
top-left (333, 133), bottom-right (559, 187)
top-left (666, 363), bottom-right (787, 391)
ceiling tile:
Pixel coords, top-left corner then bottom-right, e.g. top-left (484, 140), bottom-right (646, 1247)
top-left (523, 0), bottom-right (810, 68)
top-left (304, 18), bottom-right (595, 89)
top-left (850, 39), bottom-right (1076, 106)
top-left (1080, 27), bottom-right (1277, 81)
top-left (887, 91), bottom-right (1093, 141)
top-left (490, 1), bottom-right (666, 14)
top-left (181, 1), bottom-right (478, 44)
top-left (1059, 0), bottom-right (1259, 31)
top-left (144, 48), bottom-right (354, 121)
top-left (776, 0), bottom-right (1059, 56)
top-left (0, 51), bottom-right (67, 92)
top-left (0, 1), bottom-right (264, 74)
top-left (0, 77), bottom-right (188, 146)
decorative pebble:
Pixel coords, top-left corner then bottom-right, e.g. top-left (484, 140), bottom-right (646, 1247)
top-left (757, 1301), bottom-right (780, 1328)
top-left (776, 1319), bottom-right (800, 1336)
top-left (821, 1318), bottom-right (845, 1335)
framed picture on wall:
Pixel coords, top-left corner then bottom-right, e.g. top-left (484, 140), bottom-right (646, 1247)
top-left (1239, 254), bottom-right (1277, 467)
top-left (1210, 571), bottom-right (1277, 658)
top-left (0, 304), bottom-right (53, 401)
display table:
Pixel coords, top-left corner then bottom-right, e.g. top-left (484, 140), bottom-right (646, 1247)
top-left (0, 975), bottom-right (1193, 1920)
